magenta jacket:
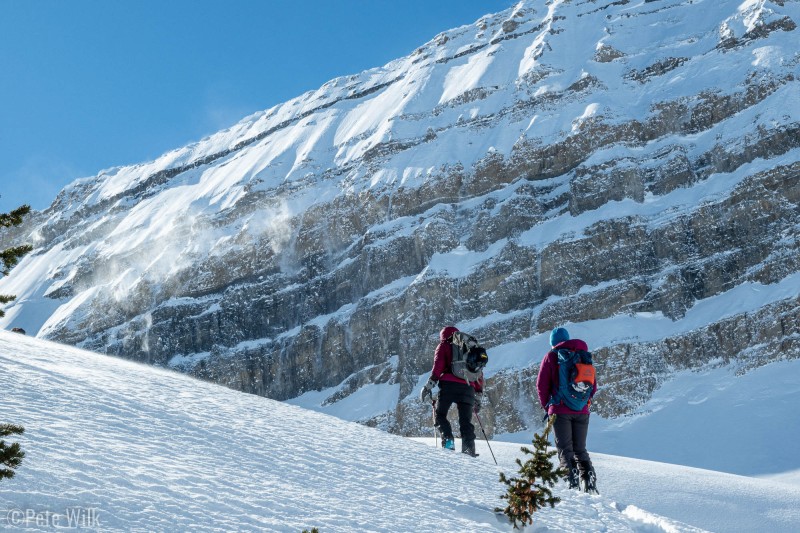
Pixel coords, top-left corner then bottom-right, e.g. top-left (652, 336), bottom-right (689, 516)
top-left (535, 338), bottom-right (597, 415)
top-left (429, 326), bottom-right (484, 393)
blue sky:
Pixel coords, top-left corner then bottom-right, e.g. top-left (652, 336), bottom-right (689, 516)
top-left (0, 0), bottom-right (512, 214)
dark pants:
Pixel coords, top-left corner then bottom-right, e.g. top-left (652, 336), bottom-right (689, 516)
top-left (552, 413), bottom-right (593, 474)
top-left (435, 380), bottom-right (476, 448)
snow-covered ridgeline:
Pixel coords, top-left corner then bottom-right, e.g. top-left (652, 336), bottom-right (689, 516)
top-left (38, 0), bottom-right (800, 215)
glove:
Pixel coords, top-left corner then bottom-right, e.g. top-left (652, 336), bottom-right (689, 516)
top-left (474, 392), bottom-right (483, 414)
top-left (420, 378), bottom-right (436, 403)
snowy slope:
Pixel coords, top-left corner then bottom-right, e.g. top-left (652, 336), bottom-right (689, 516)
top-left (590, 360), bottom-right (800, 477)
top-left (2, 331), bottom-right (799, 532)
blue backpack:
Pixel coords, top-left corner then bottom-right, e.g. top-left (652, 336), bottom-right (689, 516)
top-left (548, 349), bottom-right (595, 411)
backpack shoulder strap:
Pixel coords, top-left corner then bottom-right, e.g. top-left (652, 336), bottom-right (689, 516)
top-left (556, 348), bottom-right (578, 363)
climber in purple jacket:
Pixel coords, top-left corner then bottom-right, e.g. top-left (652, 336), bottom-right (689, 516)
top-left (536, 326), bottom-right (598, 493)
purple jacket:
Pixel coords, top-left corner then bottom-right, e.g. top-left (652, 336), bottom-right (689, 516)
top-left (535, 338), bottom-right (597, 415)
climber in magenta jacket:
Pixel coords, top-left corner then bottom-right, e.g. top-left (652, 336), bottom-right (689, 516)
top-left (431, 326), bottom-right (485, 392)
top-left (536, 326), bottom-right (598, 493)
top-left (420, 326), bottom-right (484, 456)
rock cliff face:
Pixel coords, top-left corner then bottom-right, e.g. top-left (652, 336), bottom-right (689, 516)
top-left (2, 0), bottom-right (798, 436)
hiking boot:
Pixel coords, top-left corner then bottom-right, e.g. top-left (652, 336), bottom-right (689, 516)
top-left (442, 438), bottom-right (455, 450)
top-left (567, 467), bottom-right (580, 490)
top-left (581, 468), bottom-right (598, 494)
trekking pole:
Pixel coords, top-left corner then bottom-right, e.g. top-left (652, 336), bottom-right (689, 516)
top-left (474, 409), bottom-right (497, 465)
top-left (431, 398), bottom-right (438, 448)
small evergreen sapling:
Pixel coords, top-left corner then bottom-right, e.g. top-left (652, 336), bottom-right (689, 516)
top-left (0, 423), bottom-right (25, 480)
top-left (496, 414), bottom-right (565, 529)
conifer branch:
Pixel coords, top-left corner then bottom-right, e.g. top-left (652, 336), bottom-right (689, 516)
top-left (0, 202), bottom-right (32, 317)
top-left (0, 423), bottom-right (25, 480)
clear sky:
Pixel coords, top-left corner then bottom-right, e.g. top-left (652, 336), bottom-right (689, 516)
top-left (0, 0), bottom-right (512, 214)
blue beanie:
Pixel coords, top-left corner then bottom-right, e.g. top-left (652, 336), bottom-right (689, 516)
top-left (550, 327), bottom-right (570, 347)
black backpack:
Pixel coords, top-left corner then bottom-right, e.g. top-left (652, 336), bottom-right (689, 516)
top-left (449, 331), bottom-right (488, 383)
